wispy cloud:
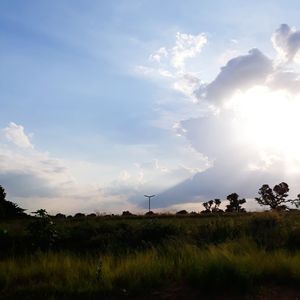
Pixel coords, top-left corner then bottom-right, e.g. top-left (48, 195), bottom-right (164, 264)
top-left (170, 32), bottom-right (207, 70)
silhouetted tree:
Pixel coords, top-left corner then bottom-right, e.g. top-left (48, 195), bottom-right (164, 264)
top-left (255, 182), bottom-right (289, 210)
top-left (54, 213), bottom-right (66, 219)
top-left (0, 185), bottom-right (26, 219)
top-left (291, 194), bottom-right (300, 208)
top-left (190, 211), bottom-right (198, 215)
top-left (202, 199), bottom-right (223, 213)
top-left (212, 199), bottom-right (223, 212)
top-left (87, 213), bottom-right (97, 218)
top-left (203, 200), bottom-right (214, 212)
top-left (74, 213), bottom-right (85, 218)
top-left (33, 209), bottom-right (48, 217)
top-left (122, 211), bottom-right (133, 216)
top-left (176, 210), bottom-right (188, 215)
top-left (145, 211), bottom-right (155, 216)
top-left (225, 193), bottom-right (246, 212)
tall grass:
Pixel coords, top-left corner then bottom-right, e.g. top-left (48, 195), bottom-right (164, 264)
top-left (2, 240), bottom-right (300, 299)
top-left (2, 212), bottom-right (300, 298)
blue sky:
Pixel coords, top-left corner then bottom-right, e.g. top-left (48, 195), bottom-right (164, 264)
top-left (2, 1), bottom-right (300, 214)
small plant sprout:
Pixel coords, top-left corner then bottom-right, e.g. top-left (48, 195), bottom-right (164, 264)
top-left (96, 260), bottom-right (103, 282)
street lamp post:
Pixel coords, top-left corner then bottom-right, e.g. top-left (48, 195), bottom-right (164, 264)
top-left (144, 195), bottom-right (155, 212)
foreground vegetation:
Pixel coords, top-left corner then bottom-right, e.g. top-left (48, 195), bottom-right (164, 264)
top-left (2, 211), bottom-right (300, 299)
top-left (2, 182), bottom-right (300, 298)
top-left (2, 240), bottom-right (300, 299)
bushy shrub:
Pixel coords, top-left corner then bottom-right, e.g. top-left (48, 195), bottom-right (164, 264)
top-left (54, 213), bottom-right (66, 219)
top-left (87, 213), bottom-right (97, 218)
top-left (287, 227), bottom-right (300, 250)
top-left (27, 209), bottom-right (58, 250)
top-left (145, 211), bottom-right (155, 216)
top-left (0, 228), bottom-right (9, 253)
top-left (63, 221), bottom-right (99, 250)
top-left (176, 210), bottom-right (188, 215)
top-left (139, 222), bottom-right (179, 246)
top-left (248, 213), bottom-right (289, 249)
top-left (74, 213), bottom-right (85, 218)
top-left (193, 219), bottom-right (241, 246)
top-left (122, 211), bottom-right (134, 216)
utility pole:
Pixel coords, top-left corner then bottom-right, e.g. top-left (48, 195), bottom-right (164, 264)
top-left (144, 195), bottom-right (155, 212)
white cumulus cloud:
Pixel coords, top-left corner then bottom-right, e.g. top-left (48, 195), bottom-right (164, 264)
top-left (3, 122), bottom-right (34, 148)
top-left (195, 48), bottom-right (273, 105)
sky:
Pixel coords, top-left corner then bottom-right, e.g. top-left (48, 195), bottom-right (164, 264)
top-left (2, 1), bottom-right (300, 214)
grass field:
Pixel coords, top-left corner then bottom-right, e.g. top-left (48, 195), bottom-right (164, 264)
top-left (1, 212), bottom-right (300, 299)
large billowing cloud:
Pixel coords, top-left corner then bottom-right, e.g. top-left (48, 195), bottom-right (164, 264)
top-left (195, 49), bottom-right (273, 104)
top-left (156, 113), bottom-right (298, 208)
top-left (137, 24), bottom-right (300, 210)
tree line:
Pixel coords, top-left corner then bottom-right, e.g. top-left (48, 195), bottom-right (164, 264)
top-left (202, 182), bottom-right (300, 213)
top-left (1, 181), bottom-right (300, 219)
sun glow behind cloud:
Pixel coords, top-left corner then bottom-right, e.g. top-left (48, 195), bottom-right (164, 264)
top-left (227, 86), bottom-right (300, 173)
top-left (132, 22), bottom-right (300, 207)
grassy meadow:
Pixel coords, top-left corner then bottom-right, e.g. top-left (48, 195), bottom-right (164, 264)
top-left (1, 212), bottom-right (300, 299)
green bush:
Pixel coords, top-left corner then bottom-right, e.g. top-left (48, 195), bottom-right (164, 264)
top-left (248, 213), bottom-right (289, 250)
top-left (193, 219), bottom-right (242, 246)
top-left (287, 227), bottom-right (300, 250)
top-left (138, 221), bottom-right (179, 246)
top-left (27, 209), bottom-right (58, 250)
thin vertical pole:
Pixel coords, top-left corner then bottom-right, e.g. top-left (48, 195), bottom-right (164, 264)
top-left (144, 195), bottom-right (155, 213)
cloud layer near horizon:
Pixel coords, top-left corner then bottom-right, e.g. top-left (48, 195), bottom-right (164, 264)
top-left (0, 120), bottom-right (210, 214)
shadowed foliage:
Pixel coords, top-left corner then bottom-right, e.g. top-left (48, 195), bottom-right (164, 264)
top-left (0, 185), bottom-right (26, 219)
top-left (291, 194), bottom-right (300, 208)
top-left (27, 209), bottom-right (57, 250)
